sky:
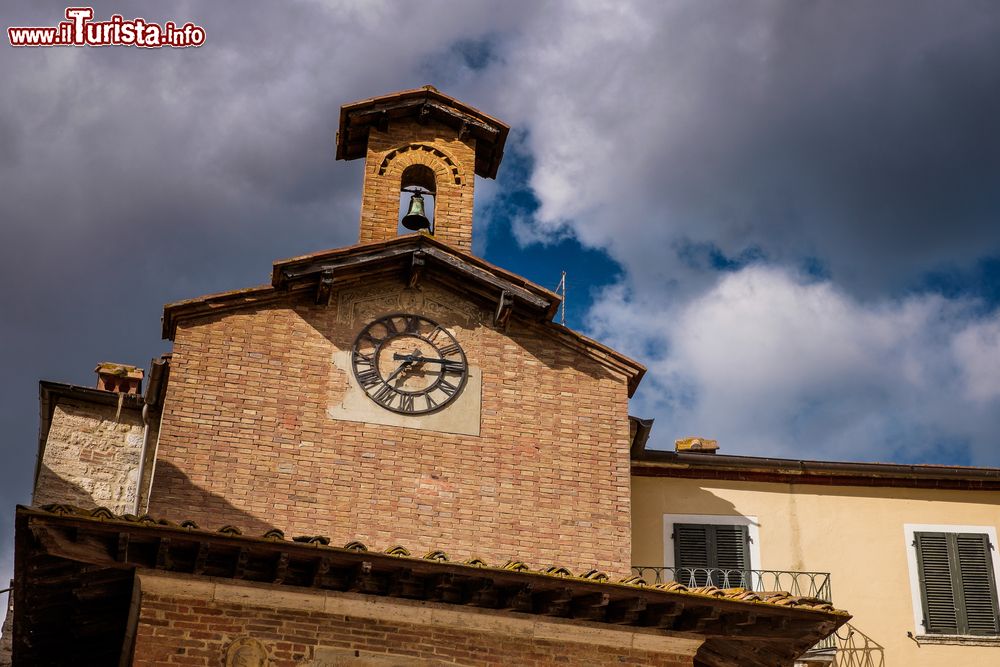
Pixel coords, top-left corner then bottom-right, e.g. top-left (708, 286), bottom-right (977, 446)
top-left (2, 0), bottom-right (1000, 598)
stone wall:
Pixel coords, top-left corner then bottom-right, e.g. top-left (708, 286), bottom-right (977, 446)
top-left (0, 585), bottom-right (12, 667)
top-left (149, 277), bottom-right (634, 577)
top-left (34, 397), bottom-right (146, 513)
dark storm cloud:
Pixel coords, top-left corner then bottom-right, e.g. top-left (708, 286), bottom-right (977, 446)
top-left (496, 0), bottom-right (1000, 298)
top-left (0, 0), bottom-right (537, 589)
top-left (2, 0), bottom-right (1000, 596)
top-left (478, 1), bottom-right (1000, 465)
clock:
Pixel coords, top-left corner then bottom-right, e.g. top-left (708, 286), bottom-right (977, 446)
top-left (351, 313), bottom-right (469, 415)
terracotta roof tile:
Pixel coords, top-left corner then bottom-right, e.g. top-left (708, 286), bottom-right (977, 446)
top-left (36, 504), bottom-right (843, 615)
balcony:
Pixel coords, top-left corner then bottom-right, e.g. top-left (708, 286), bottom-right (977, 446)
top-left (631, 567), bottom-right (835, 654)
top-left (631, 566), bottom-right (832, 601)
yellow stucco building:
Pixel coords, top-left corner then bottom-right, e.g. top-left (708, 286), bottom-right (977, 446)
top-left (630, 429), bottom-right (1000, 666)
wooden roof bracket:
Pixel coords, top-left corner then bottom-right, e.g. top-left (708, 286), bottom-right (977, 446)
top-left (408, 251), bottom-right (426, 288)
top-left (495, 290), bottom-right (513, 329)
top-left (315, 270), bottom-right (336, 305)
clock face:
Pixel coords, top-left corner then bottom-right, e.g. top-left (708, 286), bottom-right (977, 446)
top-left (351, 313), bottom-right (469, 415)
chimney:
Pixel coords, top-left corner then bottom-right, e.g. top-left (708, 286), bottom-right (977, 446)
top-left (94, 362), bottom-right (143, 395)
top-left (675, 437), bottom-right (719, 454)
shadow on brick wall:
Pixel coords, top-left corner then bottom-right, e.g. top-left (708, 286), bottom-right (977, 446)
top-left (146, 460), bottom-right (278, 535)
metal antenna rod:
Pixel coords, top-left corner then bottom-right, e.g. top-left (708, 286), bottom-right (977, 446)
top-left (555, 271), bottom-right (567, 326)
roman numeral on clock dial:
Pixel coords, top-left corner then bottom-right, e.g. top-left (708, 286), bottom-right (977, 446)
top-left (437, 343), bottom-right (462, 357)
top-left (373, 383), bottom-right (397, 407)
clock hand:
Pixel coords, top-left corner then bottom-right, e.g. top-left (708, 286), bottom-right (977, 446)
top-left (383, 358), bottom-right (413, 383)
top-left (384, 348), bottom-right (425, 383)
top-left (392, 354), bottom-right (454, 365)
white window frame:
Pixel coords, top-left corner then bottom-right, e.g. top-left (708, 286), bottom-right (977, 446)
top-left (663, 513), bottom-right (762, 572)
top-left (903, 523), bottom-right (1000, 638)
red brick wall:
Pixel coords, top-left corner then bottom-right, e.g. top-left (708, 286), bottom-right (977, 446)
top-left (149, 279), bottom-right (633, 576)
top-left (132, 592), bottom-right (693, 667)
top-left (359, 120), bottom-right (477, 252)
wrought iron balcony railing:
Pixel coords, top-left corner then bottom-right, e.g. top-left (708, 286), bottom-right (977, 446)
top-left (630, 566), bottom-right (833, 603)
top-left (632, 566), bottom-right (836, 652)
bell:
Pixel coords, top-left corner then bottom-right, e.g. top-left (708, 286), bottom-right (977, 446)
top-left (401, 192), bottom-right (431, 231)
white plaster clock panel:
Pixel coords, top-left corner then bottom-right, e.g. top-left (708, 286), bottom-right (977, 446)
top-left (328, 284), bottom-right (483, 436)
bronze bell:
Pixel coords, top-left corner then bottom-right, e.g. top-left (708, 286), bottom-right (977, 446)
top-left (401, 192), bottom-right (431, 231)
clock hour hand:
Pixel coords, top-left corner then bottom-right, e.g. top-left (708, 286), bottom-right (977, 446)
top-left (384, 348), bottom-right (425, 384)
top-left (383, 361), bottom-right (410, 383)
top-left (384, 349), bottom-right (418, 383)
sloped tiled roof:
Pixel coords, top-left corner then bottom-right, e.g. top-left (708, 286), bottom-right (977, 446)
top-left (30, 503), bottom-right (842, 614)
top-left (14, 504), bottom-right (849, 667)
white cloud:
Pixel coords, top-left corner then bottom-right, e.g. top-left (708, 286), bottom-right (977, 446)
top-left (588, 266), bottom-right (1000, 464)
top-left (953, 317), bottom-right (1000, 403)
top-left (467, 1), bottom-right (1000, 464)
top-left (489, 0), bottom-right (1000, 296)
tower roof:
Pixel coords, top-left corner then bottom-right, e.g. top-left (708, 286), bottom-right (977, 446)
top-left (336, 85), bottom-right (510, 179)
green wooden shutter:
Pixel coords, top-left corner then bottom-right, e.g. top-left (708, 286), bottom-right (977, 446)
top-left (955, 533), bottom-right (1000, 635)
top-left (915, 532), bottom-right (959, 634)
top-left (712, 524), bottom-right (751, 588)
top-left (916, 531), bottom-right (1000, 635)
top-left (674, 524), bottom-right (711, 586)
top-left (713, 524), bottom-right (751, 570)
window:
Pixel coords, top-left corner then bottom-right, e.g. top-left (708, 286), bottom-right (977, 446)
top-left (905, 524), bottom-right (1000, 637)
top-left (674, 523), bottom-right (751, 588)
top-left (664, 514), bottom-right (760, 589)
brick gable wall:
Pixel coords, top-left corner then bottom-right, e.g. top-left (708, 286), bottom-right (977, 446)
top-left (148, 278), bottom-right (632, 577)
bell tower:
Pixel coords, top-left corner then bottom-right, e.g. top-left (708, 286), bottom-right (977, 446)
top-left (336, 86), bottom-right (509, 254)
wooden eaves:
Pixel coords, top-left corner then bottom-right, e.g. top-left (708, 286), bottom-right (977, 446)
top-left (14, 505), bottom-right (848, 667)
top-left (336, 85), bottom-right (510, 179)
top-left (632, 449), bottom-right (1000, 491)
top-left (160, 234), bottom-right (646, 396)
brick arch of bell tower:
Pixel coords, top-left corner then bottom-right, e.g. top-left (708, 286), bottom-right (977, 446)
top-left (358, 125), bottom-right (476, 251)
top-left (338, 87), bottom-right (509, 255)
top-left (378, 143), bottom-right (463, 186)
top-left (372, 142), bottom-right (473, 250)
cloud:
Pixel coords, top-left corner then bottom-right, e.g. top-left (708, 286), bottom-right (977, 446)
top-left (588, 265), bottom-right (1000, 464)
top-left (2, 0), bottom-right (1000, 602)
top-left (493, 0), bottom-right (1000, 297)
top-left (0, 0), bottom-right (539, 603)
top-left (469, 0), bottom-right (1000, 464)
top-left (953, 317), bottom-right (1000, 403)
